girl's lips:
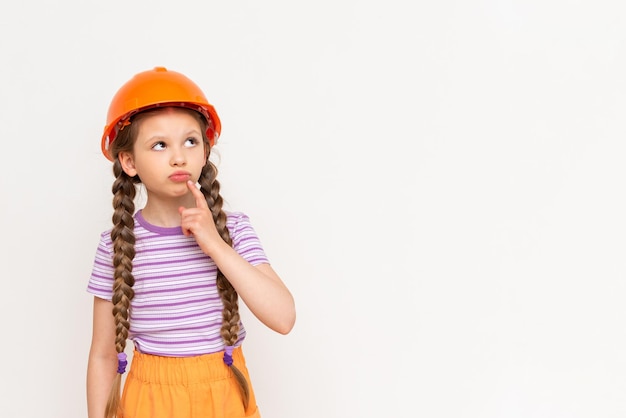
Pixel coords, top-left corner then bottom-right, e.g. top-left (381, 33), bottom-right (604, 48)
top-left (169, 172), bottom-right (191, 182)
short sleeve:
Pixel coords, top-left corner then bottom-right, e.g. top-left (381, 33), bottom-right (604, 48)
top-left (228, 212), bottom-right (270, 266)
top-left (86, 231), bottom-right (115, 301)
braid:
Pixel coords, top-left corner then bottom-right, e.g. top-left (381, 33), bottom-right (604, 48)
top-left (105, 159), bottom-right (137, 418)
top-left (199, 159), bottom-right (250, 409)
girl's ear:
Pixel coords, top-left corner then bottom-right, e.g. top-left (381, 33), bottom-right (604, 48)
top-left (119, 152), bottom-right (138, 177)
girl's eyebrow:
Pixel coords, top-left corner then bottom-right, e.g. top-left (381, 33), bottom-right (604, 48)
top-left (141, 135), bottom-right (168, 144)
top-left (142, 130), bottom-right (202, 143)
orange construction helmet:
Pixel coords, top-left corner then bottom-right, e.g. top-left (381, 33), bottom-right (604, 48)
top-left (101, 66), bottom-right (221, 161)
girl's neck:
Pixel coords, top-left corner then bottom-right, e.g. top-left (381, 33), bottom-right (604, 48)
top-left (141, 194), bottom-right (196, 228)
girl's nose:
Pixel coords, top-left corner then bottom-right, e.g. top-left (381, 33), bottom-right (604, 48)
top-left (170, 148), bottom-right (186, 166)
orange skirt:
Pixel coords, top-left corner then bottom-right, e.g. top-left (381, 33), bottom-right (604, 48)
top-left (120, 347), bottom-right (260, 418)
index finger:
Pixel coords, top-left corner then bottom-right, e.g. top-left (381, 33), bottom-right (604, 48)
top-left (186, 181), bottom-right (209, 209)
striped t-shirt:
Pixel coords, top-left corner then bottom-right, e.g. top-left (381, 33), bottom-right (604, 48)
top-left (87, 210), bottom-right (269, 357)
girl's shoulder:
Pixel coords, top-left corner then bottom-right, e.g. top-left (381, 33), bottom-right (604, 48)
top-left (225, 211), bottom-right (264, 239)
top-left (225, 210), bottom-right (253, 229)
top-left (97, 227), bottom-right (114, 244)
top-left (96, 211), bottom-right (258, 241)
top-left (225, 210), bottom-right (249, 221)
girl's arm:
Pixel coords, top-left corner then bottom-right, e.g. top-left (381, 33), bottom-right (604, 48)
top-left (210, 246), bottom-right (296, 334)
top-left (87, 297), bottom-right (118, 418)
top-left (179, 181), bottom-right (296, 334)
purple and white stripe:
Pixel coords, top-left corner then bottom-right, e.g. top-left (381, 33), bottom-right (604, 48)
top-left (87, 210), bottom-right (269, 357)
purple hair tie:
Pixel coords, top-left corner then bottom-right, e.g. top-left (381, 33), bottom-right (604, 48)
top-left (223, 345), bottom-right (235, 366)
top-left (117, 352), bottom-right (128, 374)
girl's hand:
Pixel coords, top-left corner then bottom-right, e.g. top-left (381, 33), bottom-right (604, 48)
top-left (178, 180), bottom-right (224, 256)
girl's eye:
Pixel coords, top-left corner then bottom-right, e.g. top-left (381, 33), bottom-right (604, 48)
top-left (185, 137), bottom-right (199, 147)
top-left (152, 142), bottom-right (166, 151)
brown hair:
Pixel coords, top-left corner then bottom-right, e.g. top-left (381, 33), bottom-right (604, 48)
top-left (104, 108), bottom-right (249, 418)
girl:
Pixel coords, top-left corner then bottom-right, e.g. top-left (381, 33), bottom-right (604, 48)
top-left (86, 67), bottom-right (296, 418)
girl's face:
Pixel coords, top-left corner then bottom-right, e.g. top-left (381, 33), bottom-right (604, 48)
top-left (119, 108), bottom-right (207, 200)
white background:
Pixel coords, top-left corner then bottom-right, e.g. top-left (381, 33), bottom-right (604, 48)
top-left (1, 1), bottom-right (625, 417)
